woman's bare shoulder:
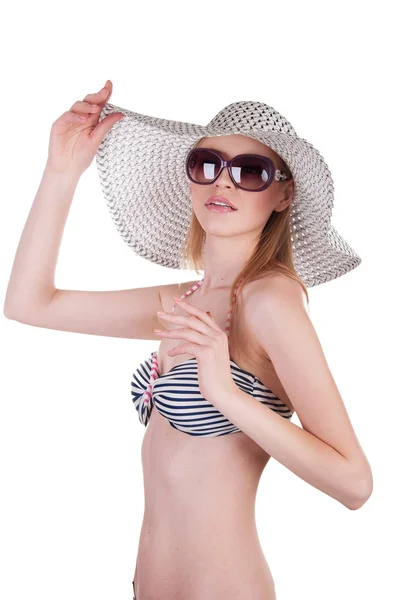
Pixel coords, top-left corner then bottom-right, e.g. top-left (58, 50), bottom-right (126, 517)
top-left (241, 272), bottom-right (307, 309)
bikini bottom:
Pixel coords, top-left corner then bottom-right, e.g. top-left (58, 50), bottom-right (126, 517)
top-left (132, 579), bottom-right (137, 600)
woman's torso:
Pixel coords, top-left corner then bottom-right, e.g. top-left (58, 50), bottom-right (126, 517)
top-left (133, 277), bottom-right (294, 600)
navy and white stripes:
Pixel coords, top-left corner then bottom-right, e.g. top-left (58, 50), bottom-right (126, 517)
top-left (131, 354), bottom-right (293, 437)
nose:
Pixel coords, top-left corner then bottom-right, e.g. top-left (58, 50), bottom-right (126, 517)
top-left (214, 164), bottom-right (234, 189)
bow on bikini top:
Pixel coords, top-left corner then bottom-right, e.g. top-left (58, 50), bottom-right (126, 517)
top-left (130, 278), bottom-right (293, 437)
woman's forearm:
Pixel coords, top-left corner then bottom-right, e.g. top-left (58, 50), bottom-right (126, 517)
top-left (216, 385), bottom-right (372, 510)
top-left (4, 166), bottom-right (80, 318)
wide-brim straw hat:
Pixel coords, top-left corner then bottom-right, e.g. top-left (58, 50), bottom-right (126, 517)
top-left (95, 100), bottom-right (362, 288)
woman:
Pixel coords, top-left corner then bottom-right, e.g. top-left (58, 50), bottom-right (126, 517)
top-left (4, 80), bottom-right (373, 600)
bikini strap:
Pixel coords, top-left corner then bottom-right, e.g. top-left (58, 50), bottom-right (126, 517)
top-left (170, 277), bottom-right (205, 313)
top-left (171, 277), bottom-right (239, 337)
top-left (224, 284), bottom-right (238, 336)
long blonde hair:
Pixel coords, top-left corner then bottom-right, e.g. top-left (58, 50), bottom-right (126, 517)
top-left (180, 137), bottom-right (309, 344)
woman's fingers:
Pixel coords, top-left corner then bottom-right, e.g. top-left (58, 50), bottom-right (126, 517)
top-left (83, 82), bottom-right (111, 105)
top-left (70, 81), bottom-right (111, 115)
top-left (66, 81), bottom-right (112, 123)
top-left (69, 100), bottom-right (101, 114)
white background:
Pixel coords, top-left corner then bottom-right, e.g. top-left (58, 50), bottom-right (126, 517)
top-left (1, 1), bottom-right (396, 599)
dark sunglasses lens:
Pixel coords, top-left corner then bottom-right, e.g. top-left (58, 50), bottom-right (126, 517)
top-left (187, 149), bottom-right (271, 190)
top-left (231, 155), bottom-right (271, 190)
top-left (187, 150), bottom-right (222, 184)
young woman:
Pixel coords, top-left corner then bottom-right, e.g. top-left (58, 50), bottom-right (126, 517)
top-left (4, 80), bottom-right (373, 600)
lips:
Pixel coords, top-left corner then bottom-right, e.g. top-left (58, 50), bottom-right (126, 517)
top-left (205, 196), bottom-right (237, 210)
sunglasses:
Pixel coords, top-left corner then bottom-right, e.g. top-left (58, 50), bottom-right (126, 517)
top-left (185, 147), bottom-right (290, 192)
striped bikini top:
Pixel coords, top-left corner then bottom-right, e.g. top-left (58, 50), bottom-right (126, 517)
top-left (130, 277), bottom-right (293, 437)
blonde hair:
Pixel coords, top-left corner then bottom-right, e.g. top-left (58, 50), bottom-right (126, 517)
top-left (180, 137), bottom-right (309, 344)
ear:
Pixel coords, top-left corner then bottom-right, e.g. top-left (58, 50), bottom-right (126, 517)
top-left (275, 185), bottom-right (294, 212)
top-left (282, 179), bottom-right (295, 204)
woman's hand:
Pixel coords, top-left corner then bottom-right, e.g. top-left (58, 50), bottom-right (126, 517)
top-left (46, 79), bottom-right (125, 177)
top-left (154, 298), bottom-right (238, 406)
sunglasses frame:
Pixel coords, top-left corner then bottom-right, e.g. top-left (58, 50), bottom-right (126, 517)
top-left (185, 147), bottom-right (290, 192)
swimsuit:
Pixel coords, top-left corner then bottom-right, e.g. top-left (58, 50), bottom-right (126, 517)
top-left (130, 278), bottom-right (293, 437)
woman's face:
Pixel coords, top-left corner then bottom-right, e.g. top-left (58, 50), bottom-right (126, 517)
top-left (189, 134), bottom-right (294, 237)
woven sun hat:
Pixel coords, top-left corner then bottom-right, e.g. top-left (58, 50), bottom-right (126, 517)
top-left (95, 100), bottom-right (362, 288)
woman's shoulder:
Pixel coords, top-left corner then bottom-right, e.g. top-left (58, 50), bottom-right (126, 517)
top-left (240, 271), bottom-right (307, 311)
top-left (235, 272), bottom-right (308, 355)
